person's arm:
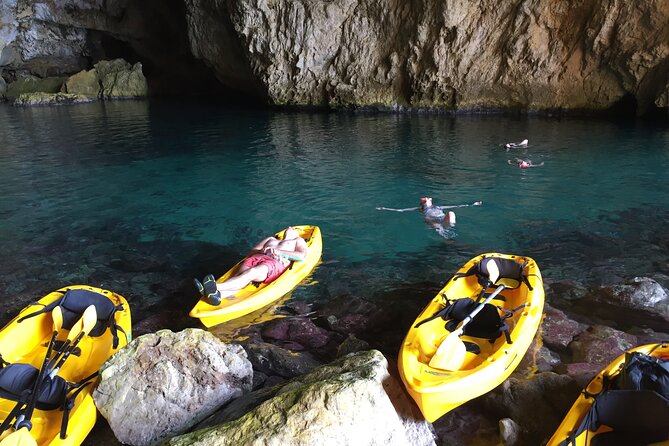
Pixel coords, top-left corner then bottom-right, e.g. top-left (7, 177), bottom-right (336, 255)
top-left (271, 240), bottom-right (308, 261)
top-left (247, 237), bottom-right (273, 256)
top-left (530, 162), bottom-right (544, 167)
top-left (376, 206), bottom-right (420, 212)
top-left (436, 201), bottom-right (482, 209)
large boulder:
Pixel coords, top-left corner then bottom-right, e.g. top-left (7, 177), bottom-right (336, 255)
top-left (166, 350), bottom-right (436, 446)
top-left (571, 277), bottom-right (669, 330)
top-left (95, 59), bottom-right (148, 99)
top-left (64, 68), bottom-right (100, 97)
top-left (93, 328), bottom-right (253, 446)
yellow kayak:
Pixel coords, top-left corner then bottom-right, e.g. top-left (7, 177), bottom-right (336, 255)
top-left (398, 253), bottom-right (544, 422)
top-left (189, 225), bottom-right (322, 328)
top-left (547, 343), bottom-right (669, 446)
top-left (0, 285), bottom-right (131, 445)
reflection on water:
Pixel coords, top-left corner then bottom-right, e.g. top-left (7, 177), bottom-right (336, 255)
top-left (0, 101), bottom-right (668, 328)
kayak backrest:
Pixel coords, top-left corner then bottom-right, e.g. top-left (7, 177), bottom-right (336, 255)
top-left (565, 390), bottom-right (669, 446)
top-left (18, 288), bottom-right (127, 348)
top-left (0, 363), bottom-right (67, 410)
top-left (560, 351), bottom-right (669, 446)
top-left (454, 257), bottom-right (532, 292)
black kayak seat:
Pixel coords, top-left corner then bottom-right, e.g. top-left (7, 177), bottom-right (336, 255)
top-left (0, 363), bottom-right (67, 411)
top-left (18, 288), bottom-right (127, 348)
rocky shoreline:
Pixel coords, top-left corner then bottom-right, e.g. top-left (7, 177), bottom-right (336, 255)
top-left (72, 272), bottom-right (669, 446)
top-left (0, 58), bottom-right (147, 106)
top-left (0, 208), bottom-right (667, 445)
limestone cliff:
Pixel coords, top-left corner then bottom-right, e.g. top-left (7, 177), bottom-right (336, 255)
top-left (1, 0), bottom-right (668, 115)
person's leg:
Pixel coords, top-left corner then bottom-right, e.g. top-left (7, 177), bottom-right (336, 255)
top-left (216, 264), bottom-right (269, 299)
top-left (447, 211), bottom-right (456, 226)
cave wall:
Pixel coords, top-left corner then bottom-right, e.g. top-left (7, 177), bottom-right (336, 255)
top-left (1, 0), bottom-right (668, 114)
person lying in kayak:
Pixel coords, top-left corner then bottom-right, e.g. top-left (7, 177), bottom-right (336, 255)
top-left (194, 226), bottom-right (308, 304)
top-left (376, 197), bottom-right (482, 238)
top-left (508, 158), bottom-right (544, 169)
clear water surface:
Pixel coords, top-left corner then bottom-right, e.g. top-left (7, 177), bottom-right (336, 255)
top-left (1, 101), bottom-right (668, 328)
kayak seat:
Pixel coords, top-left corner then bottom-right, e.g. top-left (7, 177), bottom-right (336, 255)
top-left (443, 298), bottom-right (513, 343)
top-left (0, 363), bottom-right (68, 411)
top-left (567, 390), bottom-right (669, 446)
top-left (453, 256), bottom-right (535, 302)
top-left (0, 363), bottom-right (98, 439)
top-left (18, 288), bottom-right (128, 349)
top-left (562, 351), bottom-right (669, 446)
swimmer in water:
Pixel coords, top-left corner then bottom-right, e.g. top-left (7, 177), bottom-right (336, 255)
top-left (508, 158), bottom-right (544, 169)
top-left (376, 197), bottom-right (482, 238)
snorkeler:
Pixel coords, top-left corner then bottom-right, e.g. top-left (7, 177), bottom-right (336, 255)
top-left (376, 197), bottom-right (482, 238)
top-left (505, 139), bottom-right (528, 151)
top-left (508, 158), bottom-right (544, 169)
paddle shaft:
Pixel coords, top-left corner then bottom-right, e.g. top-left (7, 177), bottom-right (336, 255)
top-left (17, 321), bottom-right (60, 428)
top-left (48, 332), bottom-right (85, 378)
top-left (454, 285), bottom-right (506, 336)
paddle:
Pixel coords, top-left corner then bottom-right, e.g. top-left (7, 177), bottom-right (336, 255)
top-left (429, 259), bottom-right (504, 371)
top-left (10, 306), bottom-right (63, 439)
top-left (0, 426), bottom-right (37, 446)
top-left (47, 305), bottom-right (97, 379)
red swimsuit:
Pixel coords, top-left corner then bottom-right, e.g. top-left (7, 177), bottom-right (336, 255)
top-left (241, 254), bottom-right (289, 283)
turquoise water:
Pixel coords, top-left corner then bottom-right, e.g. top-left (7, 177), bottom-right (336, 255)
top-left (1, 101), bottom-right (668, 324)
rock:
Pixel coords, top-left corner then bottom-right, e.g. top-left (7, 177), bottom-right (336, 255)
top-left (12, 92), bottom-right (95, 106)
top-left (542, 305), bottom-right (588, 352)
top-left (483, 372), bottom-right (581, 445)
top-left (185, 0), bottom-right (669, 114)
top-left (565, 277), bottom-right (669, 331)
top-left (64, 68), bottom-right (100, 97)
top-left (545, 280), bottom-right (589, 304)
top-left (315, 294), bottom-right (388, 335)
top-left (261, 317), bottom-right (333, 348)
top-left (95, 59), bottom-right (149, 99)
top-left (569, 325), bottom-right (637, 366)
top-left (0, 75), bottom-right (6, 100)
top-left (608, 277), bottom-right (669, 317)
top-left (564, 362), bottom-right (606, 389)
top-left (515, 338), bottom-right (561, 376)
top-left (336, 334), bottom-right (371, 357)
top-left (242, 341), bottom-right (321, 378)
top-left (93, 328), bottom-right (253, 446)
top-left (166, 350), bottom-right (434, 446)
top-left (6, 76), bottom-right (65, 100)
top-left (431, 403), bottom-right (500, 446)
top-left (499, 418), bottom-right (522, 446)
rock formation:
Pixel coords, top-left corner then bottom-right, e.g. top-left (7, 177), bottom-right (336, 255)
top-left (93, 328), bottom-right (253, 446)
top-left (166, 350), bottom-right (436, 446)
top-left (1, 0), bottom-right (668, 114)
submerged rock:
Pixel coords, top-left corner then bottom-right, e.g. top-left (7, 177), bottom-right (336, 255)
top-left (93, 328), bottom-right (253, 446)
top-left (166, 350), bottom-right (435, 446)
